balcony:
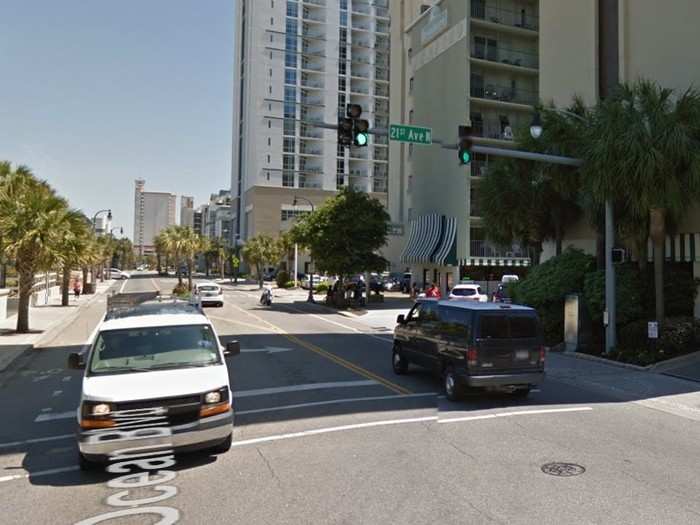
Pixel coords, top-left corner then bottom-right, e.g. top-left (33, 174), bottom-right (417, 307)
top-left (375, 85), bottom-right (389, 98)
top-left (351, 3), bottom-right (371, 15)
top-left (471, 3), bottom-right (539, 32)
top-left (300, 94), bottom-right (324, 106)
top-left (471, 160), bottom-right (489, 178)
top-left (375, 22), bottom-right (389, 34)
top-left (471, 42), bottom-right (538, 70)
top-left (351, 68), bottom-right (370, 79)
top-left (350, 83), bottom-right (370, 95)
top-left (302, 10), bottom-right (325, 23)
top-left (472, 120), bottom-right (516, 141)
top-left (374, 148), bottom-right (388, 161)
top-left (302, 0), bottom-right (325, 5)
top-left (373, 177), bottom-right (388, 193)
top-left (470, 83), bottom-right (537, 106)
top-left (301, 78), bottom-right (324, 89)
top-left (299, 125), bottom-right (323, 139)
top-left (352, 39), bottom-right (372, 48)
top-left (302, 24), bottom-right (325, 38)
top-left (298, 175), bottom-right (322, 189)
top-left (470, 240), bottom-right (527, 258)
top-left (299, 144), bottom-right (323, 156)
top-left (375, 6), bottom-right (389, 19)
top-left (375, 69), bottom-right (389, 81)
top-left (352, 20), bottom-right (372, 32)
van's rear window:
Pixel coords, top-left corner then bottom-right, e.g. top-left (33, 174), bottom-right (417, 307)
top-left (510, 316), bottom-right (537, 338)
top-left (479, 315), bottom-right (509, 339)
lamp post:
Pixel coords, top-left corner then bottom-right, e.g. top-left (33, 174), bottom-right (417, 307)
top-left (90, 209), bottom-right (112, 290)
top-left (529, 110), bottom-right (616, 354)
top-left (293, 196), bottom-right (315, 303)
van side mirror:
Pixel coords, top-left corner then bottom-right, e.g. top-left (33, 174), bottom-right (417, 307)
top-left (68, 352), bottom-right (85, 370)
top-left (224, 340), bottom-right (241, 357)
top-left (396, 314), bottom-right (406, 324)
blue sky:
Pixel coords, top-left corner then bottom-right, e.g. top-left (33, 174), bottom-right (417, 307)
top-left (0, 1), bottom-right (235, 240)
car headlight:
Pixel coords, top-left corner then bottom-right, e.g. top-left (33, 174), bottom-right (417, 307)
top-left (204, 391), bottom-right (222, 404)
top-left (82, 401), bottom-right (113, 417)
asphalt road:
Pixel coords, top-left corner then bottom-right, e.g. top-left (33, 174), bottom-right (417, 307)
top-left (1, 275), bottom-right (699, 524)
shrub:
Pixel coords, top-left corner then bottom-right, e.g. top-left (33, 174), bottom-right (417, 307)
top-left (282, 281), bottom-right (296, 289)
top-left (276, 270), bottom-right (290, 288)
top-left (316, 283), bottom-right (329, 293)
top-left (615, 316), bottom-right (700, 365)
top-left (583, 264), bottom-right (644, 326)
top-left (172, 283), bottom-right (189, 298)
top-left (510, 248), bottom-right (596, 344)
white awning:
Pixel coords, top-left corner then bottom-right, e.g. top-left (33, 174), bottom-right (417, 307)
top-left (401, 214), bottom-right (442, 264)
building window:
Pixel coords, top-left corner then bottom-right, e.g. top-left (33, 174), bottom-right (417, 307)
top-left (285, 68), bottom-right (297, 85)
top-left (409, 77), bottom-right (414, 93)
top-left (340, 11), bottom-right (347, 26)
top-left (284, 137), bottom-right (295, 152)
top-left (271, 17), bottom-right (274, 25)
top-left (283, 155), bottom-right (295, 170)
top-left (409, 109), bottom-right (414, 123)
top-left (286, 1), bottom-right (297, 18)
top-left (281, 209), bottom-right (309, 221)
top-left (283, 171), bottom-right (295, 187)
top-left (267, 154), bottom-right (271, 163)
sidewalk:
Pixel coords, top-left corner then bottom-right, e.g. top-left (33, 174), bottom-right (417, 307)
top-left (0, 281), bottom-right (113, 372)
top-left (548, 351), bottom-right (700, 422)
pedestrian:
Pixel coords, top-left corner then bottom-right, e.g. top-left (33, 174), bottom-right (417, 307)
top-left (73, 280), bottom-right (81, 300)
top-left (410, 282), bottom-right (418, 299)
top-left (426, 282), bottom-right (441, 299)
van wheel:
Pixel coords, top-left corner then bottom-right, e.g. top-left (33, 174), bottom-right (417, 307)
top-left (211, 434), bottom-right (232, 454)
top-left (443, 366), bottom-right (461, 402)
top-left (78, 452), bottom-right (103, 472)
top-left (392, 345), bottom-right (409, 375)
top-left (512, 387), bottom-right (531, 398)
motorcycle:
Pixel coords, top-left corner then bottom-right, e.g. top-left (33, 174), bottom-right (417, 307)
top-left (260, 287), bottom-right (272, 306)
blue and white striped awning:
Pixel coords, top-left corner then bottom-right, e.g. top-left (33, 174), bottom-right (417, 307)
top-left (401, 214), bottom-right (457, 265)
top-left (459, 258), bottom-right (531, 267)
top-left (645, 233), bottom-right (700, 262)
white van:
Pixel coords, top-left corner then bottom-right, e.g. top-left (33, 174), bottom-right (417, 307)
top-left (68, 298), bottom-right (239, 469)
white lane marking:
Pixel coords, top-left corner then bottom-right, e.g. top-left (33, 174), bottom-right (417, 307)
top-left (118, 279), bottom-right (128, 294)
top-left (236, 392), bottom-right (437, 415)
top-left (234, 380), bottom-right (377, 398)
top-left (62, 376), bottom-right (71, 382)
top-left (32, 375), bottom-right (49, 383)
top-left (34, 411), bottom-right (75, 422)
top-left (231, 416), bottom-right (439, 448)
top-left (41, 408), bottom-right (52, 413)
top-left (0, 466), bottom-right (79, 484)
top-left (150, 278), bottom-right (160, 292)
top-left (52, 390), bottom-right (63, 397)
top-left (240, 346), bottom-right (294, 354)
top-left (281, 304), bottom-right (394, 344)
top-left (0, 434), bottom-right (74, 449)
top-left (438, 406), bottom-right (593, 424)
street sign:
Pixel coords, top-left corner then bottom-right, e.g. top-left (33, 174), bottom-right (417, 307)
top-left (647, 321), bottom-right (659, 339)
top-left (389, 124), bottom-right (432, 145)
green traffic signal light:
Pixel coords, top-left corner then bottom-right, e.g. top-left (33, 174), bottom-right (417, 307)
top-left (355, 132), bottom-right (368, 147)
top-left (460, 149), bottom-right (471, 165)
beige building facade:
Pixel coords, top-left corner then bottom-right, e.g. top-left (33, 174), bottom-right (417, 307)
top-left (133, 179), bottom-right (177, 257)
top-left (396, 0), bottom-right (539, 292)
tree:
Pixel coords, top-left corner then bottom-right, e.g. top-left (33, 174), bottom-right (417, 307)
top-left (159, 226), bottom-right (202, 290)
top-left (291, 188), bottom-right (389, 280)
top-left (581, 80), bottom-right (700, 322)
top-left (241, 234), bottom-right (283, 289)
top-left (0, 165), bottom-right (70, 332)
top-left (52, 211), bottom-right (91, 306)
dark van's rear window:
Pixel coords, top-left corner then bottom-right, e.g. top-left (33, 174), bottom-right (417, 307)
top-left (479, 314), bottom-right (538, 339)
top-left (479, 315), bottom-right (509, 339)
top-left (510, 315), bottom-right (538, 338)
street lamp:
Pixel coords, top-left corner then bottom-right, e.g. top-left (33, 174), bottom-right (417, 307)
top-left (110, 226), bottom-right (123, 236)
top-left (293, 196), bottom-right (315, 303)
top-left (92, 209), bottom-right (112, 232)
top-left (529, 109), bottom-right (616, 354)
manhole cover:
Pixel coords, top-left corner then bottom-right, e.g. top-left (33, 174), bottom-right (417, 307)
top-left (541, 462), bottom-right (585, 477)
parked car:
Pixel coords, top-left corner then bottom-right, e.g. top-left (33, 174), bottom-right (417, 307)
top-left (493, 283), bottom-right (513, 303)
top-left (501, 274), bottom-right (520, 284)
top-left (194, 281), bottom-right (225, 307)
top-left (392, 300), bottom-right (545, 400)
top-left (68, 297), bottom-right (240, 469)
top-left (300, 274), bottom-right (328, 289)
top-left (448, 284), bottom-right (488, 302)
top-left (109, 268), bottom-right (130, 280)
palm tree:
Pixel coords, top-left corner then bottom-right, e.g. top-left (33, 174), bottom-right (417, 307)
top-left (582, 80), bottom-right (700, 322)
top-left (0, 165), bottom-right (70, 332)
top-left (51, 211), bottom-right (91, 306)
top-left (241, 234), bottom-right (283, 289)
top-left (154, 233), bottom-right (167, 275)
top-left (159, 226), bottom-right (202, 291)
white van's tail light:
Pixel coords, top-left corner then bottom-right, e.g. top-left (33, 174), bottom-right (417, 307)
top-left (466, 347), bottom-right (478, 367)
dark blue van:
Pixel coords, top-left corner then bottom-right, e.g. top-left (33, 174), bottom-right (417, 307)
top-left (393, 299), bottom-right (545, 401)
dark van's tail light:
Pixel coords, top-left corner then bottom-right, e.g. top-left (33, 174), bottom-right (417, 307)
top-left (466, 347), bottom-right (478, 367)
top-left (539, 346), bottom-right (546, 365)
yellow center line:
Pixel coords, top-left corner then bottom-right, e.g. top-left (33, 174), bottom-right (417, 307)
top-left (208, 315), bottom-right (270, 333)
top-left (227, 302), bottom-right (412, 396)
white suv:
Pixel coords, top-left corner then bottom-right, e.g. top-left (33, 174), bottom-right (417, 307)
top-left (448, 284), bottom-right (488, 302)
top-left (68, 298), bottom-right (239, 469)
top-left (194, 281), bottom-right (225, 307)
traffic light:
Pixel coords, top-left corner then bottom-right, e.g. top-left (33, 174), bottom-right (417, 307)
top-left (458, 125), bottom-right (473, 165)
top-left (353, 118), bottom-right (369, 147)
top-left (341, 104), bottom-right (369, 148)
top-left (338, 117), bottom-right (353, 146)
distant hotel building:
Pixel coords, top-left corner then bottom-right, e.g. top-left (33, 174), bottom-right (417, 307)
top-left (180, 195), bottom-right (195, 228)
top-left (133, 179), bottom-right (176, 256)
top-left (231, 0), bottom-right (391, 252)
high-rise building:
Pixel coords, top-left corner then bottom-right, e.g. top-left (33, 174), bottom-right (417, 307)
top-left (395, 0), bottom-right (539, 292)
top-left (180, 195), bottom-right (195, 228)
top-left (133, 179), bottom-right (177, 256)
top-left (231, 0), bottom-right (391, 246)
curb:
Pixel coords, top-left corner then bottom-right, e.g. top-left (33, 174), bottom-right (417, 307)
top-left (648, 349), bottom-right (700, 372)
top-left (554, 350), bottom-right (649, 372)
top-left (0, 283), bottom-right (113, 372)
